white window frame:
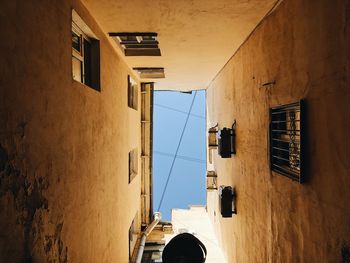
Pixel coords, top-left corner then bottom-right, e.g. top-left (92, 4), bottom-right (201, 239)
top-left (72, 22), bottom-right (91, 84)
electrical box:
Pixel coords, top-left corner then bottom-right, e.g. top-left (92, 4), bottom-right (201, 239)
top-left (219, 186), bottom-right (236, 217)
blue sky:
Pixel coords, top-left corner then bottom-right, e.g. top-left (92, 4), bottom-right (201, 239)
top-left (152, 90), bottom-right (206, 221)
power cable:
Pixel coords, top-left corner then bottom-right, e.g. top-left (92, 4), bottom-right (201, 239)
top-left (154, 150), bottom-right (206, 164)
top-left (154, 103), bottom-right (205, 119)
top-left (157, 91), bottom-right (198, 211)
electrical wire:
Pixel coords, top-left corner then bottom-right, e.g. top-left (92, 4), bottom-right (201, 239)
top-left (157, 91), bottom-right (198, 211)
top-left (154, 103), bottom-right (205, 119)
top-left (154, 150), bottom-right (206, 164)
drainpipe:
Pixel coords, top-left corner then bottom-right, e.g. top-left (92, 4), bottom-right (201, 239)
top-left (135, 212), bottom-right (161, 263)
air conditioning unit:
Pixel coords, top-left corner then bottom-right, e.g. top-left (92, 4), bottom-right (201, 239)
top-left (219, 186), bottom-right (236, 217)
top-left (218, 121), bottom-right (236, 158)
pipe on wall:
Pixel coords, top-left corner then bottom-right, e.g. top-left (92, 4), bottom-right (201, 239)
top-left (135, 212), bottom-right (161, 263)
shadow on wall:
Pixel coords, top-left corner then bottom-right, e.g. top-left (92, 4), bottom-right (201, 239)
top-left (342, 244), bottom-right (350, 263)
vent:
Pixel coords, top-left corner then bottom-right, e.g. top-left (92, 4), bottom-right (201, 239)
top-left (133, 67), bottom-right (165, 79)
top-left (109, 32), bottom-right (161, 56)
top-left (270, 100), bottom-right (305, 183)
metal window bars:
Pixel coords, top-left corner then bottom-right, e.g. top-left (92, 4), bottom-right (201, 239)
top-left (270, 100), bottom-right (305, 183)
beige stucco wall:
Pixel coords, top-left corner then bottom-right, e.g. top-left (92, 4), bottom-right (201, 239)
top-left (0, 0), bottom-right (142, 262)
top-left (206, 0), bottom-right (350, 262)
top-left (166, 206), bottom-right (226, 263)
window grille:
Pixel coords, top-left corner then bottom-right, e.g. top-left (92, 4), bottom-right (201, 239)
top-left (270, 100), bottom-right (305, 183)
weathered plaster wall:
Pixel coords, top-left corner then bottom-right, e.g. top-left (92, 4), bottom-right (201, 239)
top-left (206, 0), bottom-right (350, 262)
top-left (0, 0), bottom-right (142, 262)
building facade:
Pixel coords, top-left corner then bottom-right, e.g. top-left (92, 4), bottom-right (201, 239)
top-left (0, 0), bottom-right (349, 262)
top-left (0, 1), bottom-right (153, 262)
top-left (206, 0), bottom-right (350, 262)
top-left (166, 206), bottom-right (226, 263)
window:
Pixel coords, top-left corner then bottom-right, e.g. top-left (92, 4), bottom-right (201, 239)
top-left (206, 171), bottom-right (217, 191)
top-left (72, 10), bottom-right (100, 91)
top-left (128, 75), bottom-right (138, 110)
top-left (132, 67), bottom-right (165, 79)
top-left (129, 213), bottom-right (138, 262)
top-left (109, 32), bottom-right (161, 56)
top-left (270, 100), bottom-right (305, 182)
top-left (129, 148), bottom-right (138, 183)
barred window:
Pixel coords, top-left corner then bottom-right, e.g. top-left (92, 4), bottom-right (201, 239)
top-left (270, 100), bottom-right (305, 182)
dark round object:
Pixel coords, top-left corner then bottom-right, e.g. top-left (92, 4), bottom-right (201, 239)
top-left (162, 233), bottom-right (207, 263)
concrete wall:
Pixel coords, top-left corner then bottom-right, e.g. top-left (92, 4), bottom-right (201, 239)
top-left (206, 0), bottom-right (350, 262)
top-left (0, 0), bottom-right (142, 262)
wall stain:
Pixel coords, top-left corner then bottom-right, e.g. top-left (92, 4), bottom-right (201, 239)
top-left (0, 142), bottom-right (67, 262)
top-left (43, 222), bottom-right (68, 263)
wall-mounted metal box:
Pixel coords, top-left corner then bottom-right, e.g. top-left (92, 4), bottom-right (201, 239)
top-left (219, 186), bottom-right (236, 217)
